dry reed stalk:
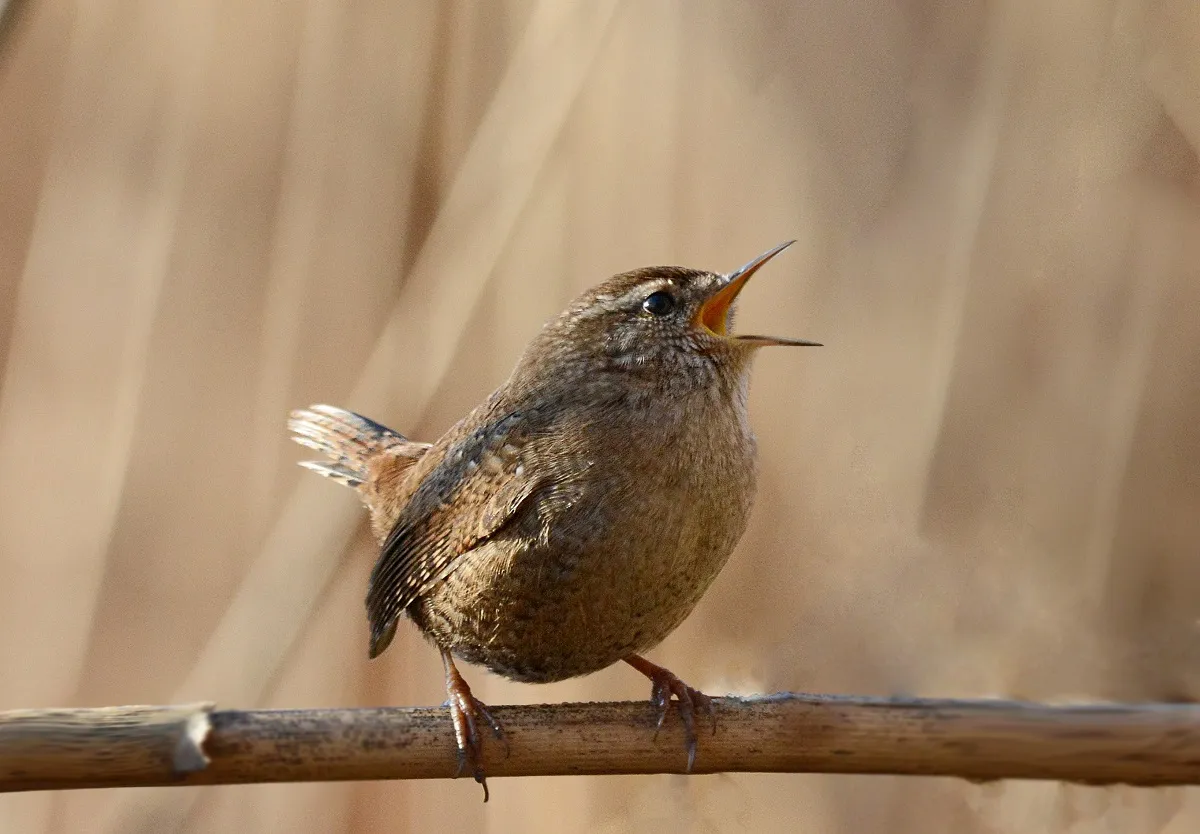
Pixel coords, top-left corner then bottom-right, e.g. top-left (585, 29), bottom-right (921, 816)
top-left (4, 695), bottom-right (1200, 792)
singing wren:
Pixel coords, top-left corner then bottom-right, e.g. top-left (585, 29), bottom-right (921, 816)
top-left (289, 241), bottom-right (819, 798)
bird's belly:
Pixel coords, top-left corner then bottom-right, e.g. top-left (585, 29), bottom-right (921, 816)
top-left (412, 456), bottom-right (756, 683)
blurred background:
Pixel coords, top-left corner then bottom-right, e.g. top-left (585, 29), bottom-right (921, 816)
top-left (1, 0), bottom-right (1199, 831)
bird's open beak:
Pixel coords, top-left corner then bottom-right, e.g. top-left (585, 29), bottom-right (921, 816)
top-left (693, 240), bottom-right (823, 347)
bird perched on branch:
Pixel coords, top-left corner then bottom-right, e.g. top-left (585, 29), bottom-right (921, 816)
top-left (289, 241), bottom-right (819, 799)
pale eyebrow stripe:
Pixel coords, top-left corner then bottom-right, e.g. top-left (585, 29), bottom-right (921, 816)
top-left (613, 278), bottom-right (676, 308)
top-left (580, 278), bottom-right (677, 319)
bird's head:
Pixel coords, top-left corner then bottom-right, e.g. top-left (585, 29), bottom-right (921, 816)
top-left (522, 241), bottom-right (820, 394)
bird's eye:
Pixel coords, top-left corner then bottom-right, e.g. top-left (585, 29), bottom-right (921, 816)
top-left (642, 291), bottom-right (676, 317)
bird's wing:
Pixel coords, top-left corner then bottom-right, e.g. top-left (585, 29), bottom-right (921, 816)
top-left (364, 408), bottom-right (578, 657)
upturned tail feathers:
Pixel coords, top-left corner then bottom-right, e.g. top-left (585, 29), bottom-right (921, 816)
top-left (288, 404), bottom-right (426, 490)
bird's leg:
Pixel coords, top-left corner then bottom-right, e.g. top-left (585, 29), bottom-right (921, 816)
top-left (623, 654), bottom-right (717, 772)
top-left (441, 649), bottom-right (507, 801)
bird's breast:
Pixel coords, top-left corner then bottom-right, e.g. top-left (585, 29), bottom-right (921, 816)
top-left (416, 384), bottom-right (760, 682)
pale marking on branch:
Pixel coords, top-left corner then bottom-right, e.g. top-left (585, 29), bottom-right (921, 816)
top-left (171, 704), bottom-right (214, 775)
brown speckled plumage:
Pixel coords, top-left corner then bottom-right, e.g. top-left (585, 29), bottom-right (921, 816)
top-left (288, 241), bottom-right (819, 798)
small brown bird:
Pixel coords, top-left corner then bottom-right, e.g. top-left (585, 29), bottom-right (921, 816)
top-left (289, 241), bottom-right (819, 798)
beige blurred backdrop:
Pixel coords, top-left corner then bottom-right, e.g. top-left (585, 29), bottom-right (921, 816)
top-left (2, 0), bottom-right (1200, 831)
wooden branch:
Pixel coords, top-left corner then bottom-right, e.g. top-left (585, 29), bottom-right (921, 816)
top-left (3, 694), bottom-right (1200, 792)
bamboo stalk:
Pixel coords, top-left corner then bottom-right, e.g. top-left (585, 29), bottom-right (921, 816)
top-left (4, 694), bottom-right (1200, 792)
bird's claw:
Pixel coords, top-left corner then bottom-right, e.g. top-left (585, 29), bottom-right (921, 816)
top-left (626, 655), bottom-right (717, 772)
top-left (443, 652), bottom-right (508, 802)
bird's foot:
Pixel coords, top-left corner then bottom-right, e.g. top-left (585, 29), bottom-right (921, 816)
top-left (623, 654), bottom-right (717, 772)
top-left (442, 650), bottom-right (508, 801)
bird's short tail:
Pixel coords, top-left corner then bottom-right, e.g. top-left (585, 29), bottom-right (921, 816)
top-left (288, 404), bottom-right (425, 490)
